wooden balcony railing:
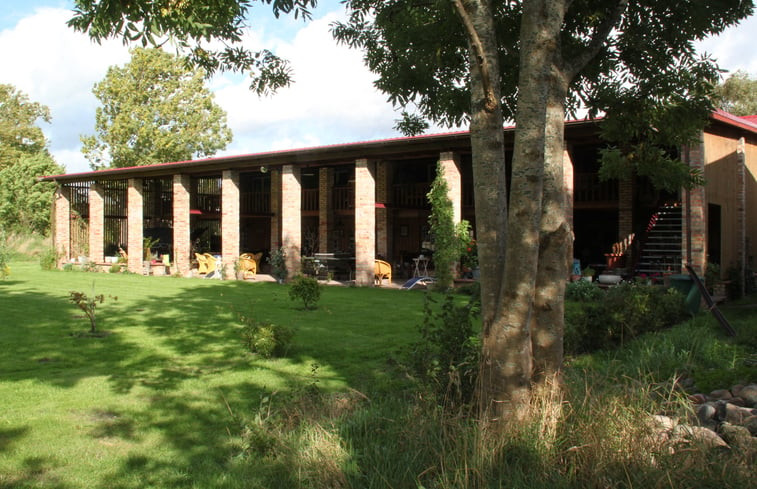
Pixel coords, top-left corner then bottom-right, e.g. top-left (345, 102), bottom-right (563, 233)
top-left (302, 188), bottom-right (319, 212)
top-left (393, 182), bottom-right (430, 209)
top-left (574, 173), bottom-right (618, 203)
top-left (241, 191), bottom-right (270, 215)
top-left (333, 186), bottom-right (354, 211)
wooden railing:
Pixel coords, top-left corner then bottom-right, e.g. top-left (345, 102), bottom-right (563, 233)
top-left (302, 188), bottom-right (319, 212)
top-left (333, 186), bottom-right (354, 211)
top-left (393, 182), bottom-right (430, 209)
top-left (574, 173), bottom-right (618, 203)
top-left (241, 191), bottom-right (270, 214)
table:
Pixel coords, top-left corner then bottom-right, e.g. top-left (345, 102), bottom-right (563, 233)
top-left (413, 256), bottom-right (430, 277)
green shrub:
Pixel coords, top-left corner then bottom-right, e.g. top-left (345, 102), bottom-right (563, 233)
top-left (565, 283), bottom-right (687, 355)
top-left (288, 274), bottom-right (321, 310)
top-left (565, 279), bottom-right (604, 302)
top-left (39, 247), bottom-right (60, 270)
top-left (0, 231), bottom-right (10, 279)
top-left (267, 246), bottom-right (288, 282)
top-left (109, 264), bottom-right (122, 274)
top-left (409, 292), bottom-right (480, 405)
top-left (238, 309), bottom-right (294, 358)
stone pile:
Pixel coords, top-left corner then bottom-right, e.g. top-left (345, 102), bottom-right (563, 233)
top-left (648, 383), bottom-right (757, 452)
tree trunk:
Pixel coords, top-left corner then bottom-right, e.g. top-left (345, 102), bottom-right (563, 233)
top-left (477, 0), bottom-right (569, 422)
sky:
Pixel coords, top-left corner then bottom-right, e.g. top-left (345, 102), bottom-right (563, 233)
top-left (1, 0), bottom-right (756, 175)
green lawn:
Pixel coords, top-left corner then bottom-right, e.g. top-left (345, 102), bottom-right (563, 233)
top-left (0, 263), bottom-right (427, 488)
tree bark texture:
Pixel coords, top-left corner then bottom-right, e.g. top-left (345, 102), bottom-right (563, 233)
top-left (478, 0), bottom-right (569, 421)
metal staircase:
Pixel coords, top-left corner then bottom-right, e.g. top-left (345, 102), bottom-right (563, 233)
top-left (635, 203), bottom-right (683, 275)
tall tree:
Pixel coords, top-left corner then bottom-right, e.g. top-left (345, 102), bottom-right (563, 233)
top-left (67, 0), bottom-right (754, 420)
top-left (0, 152), bottom-right (63, 234)
top-left (714, 70), bottom-right (757, 116)
top-left (332, 0), bottom-right (752, 420)
top-left (82, 47), bottom-right (233, 169)
top-left (0, 84), bottom-right (50, 171)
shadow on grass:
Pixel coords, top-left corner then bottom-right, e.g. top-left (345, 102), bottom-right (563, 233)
top-left (1, 267), bottom-right (428, 488)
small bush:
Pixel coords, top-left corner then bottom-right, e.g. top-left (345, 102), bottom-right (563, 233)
top-left (238, 308), bottom-right (294, 358)
top-left (409, 292), bottom-right (480, 406)
top-left (109, 264), bottom-right (122, 274)
top-left (39, 247), bottom-right (60, 271)
top-left (289, 274), bottom-right (321, 310)
top-left (565, 279), bottom-right (604, 302)
top-left (0, 230), bottom-right (10, 279)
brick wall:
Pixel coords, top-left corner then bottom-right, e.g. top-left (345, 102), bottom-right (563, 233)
top-left (127, 178), bottom-right (144, 273)
top-left (439, 152), bottom-right (462, 223)
top-left (354, 159), bottom-right (375, 286)
top-left (173, 174), bottom-right (191, 275)
top-left (318, 167), bottom-right (332, 253)
top-left (376, 161), bottom-right (389, 258)
top-left (563, 147), bottom-right (574, 231)
top-left (281, 165), bottom-right (302, 276)
top-left (221, 170), bottom-right (240, 273)
top-left (737, 137), bottom-right (747, 296)
top-left (270, 168), bottom-right (281, 252)
top-left (53, 186), bottom-right (71, 266)
top-left (88, 183), bottom-right (104, 263)
top-left (683, 134), bottom-right (707, 276)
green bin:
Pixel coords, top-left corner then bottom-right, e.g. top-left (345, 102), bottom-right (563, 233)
top-left (669, 274), bottom-right (701, 315)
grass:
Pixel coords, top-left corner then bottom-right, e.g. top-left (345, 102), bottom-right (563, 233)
top-left (0, 256), bottom-right (755, 488)
top-left (0, 261), bottom-right (428, 488)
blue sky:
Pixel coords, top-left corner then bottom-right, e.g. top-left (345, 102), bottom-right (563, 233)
top-left (1, 0), bottom-right (756, 175)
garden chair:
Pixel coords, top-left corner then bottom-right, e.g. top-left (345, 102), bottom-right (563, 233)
top-left (195, 253), bottom-right (211, 275)
top-left (239, 252), bottom-right (262, 278)
top-left (374, 259), bottom-right (392, 286)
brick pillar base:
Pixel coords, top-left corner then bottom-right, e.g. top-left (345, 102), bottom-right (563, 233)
top-left (173, 174), bottom-right (191, 276)
top-left (89, 183), bottom-right (104, 264)
top-left (127, 178), bottom-right (144, 274)
top-left (355, 159), bottom-right (376, 286)
top-left (281, 165), bottom-right (302, 277)
top-left (222, 170), bottom-right (240, 274)
top-left (53, 186), bottom-right (71, 266)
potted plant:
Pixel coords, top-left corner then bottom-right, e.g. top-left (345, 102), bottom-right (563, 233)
top-left (581, 266), bottom-right (595, 282)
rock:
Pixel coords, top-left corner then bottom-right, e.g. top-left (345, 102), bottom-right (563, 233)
top-left (709, 389), bottom-right (733, 401)
top-left (689, 393), bottom-right (707, 404)
top-left (696, 403), bottom-right (717, 424)
top-left (724, 403), bottom-right (757, 425)
top-left (719, 423), bottom-right (757, 451)
top-left (672, 424), bottom-right (729, 450)
top-left (739, 384), bottom-right (757, 407)
top-left (731, 384), bottom-right (744, 397)
top-left (728, 396), bottom-right (746, 407)
top-left (743, 415), bottom-right (757, 436)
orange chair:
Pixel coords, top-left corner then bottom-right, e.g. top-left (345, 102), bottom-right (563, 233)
top-left (374, 259), bottom-right (392, 286)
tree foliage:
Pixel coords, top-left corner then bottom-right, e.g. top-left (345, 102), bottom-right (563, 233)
top-left (0, 84), bottom-right (61, 234)
top-left (0, 84), bottom-right (50, 171)
top-left (0, 152), bottom-right (63, 234)
top-left (68, 0), bottom-right (317, 95)
top-left (81, 47), bottom-right (233, 169)
top-left (714, 70), bottom-right (757, 116)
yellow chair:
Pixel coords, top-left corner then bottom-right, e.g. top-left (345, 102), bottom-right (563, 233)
top-left (374, 259), bottom-right (392, 286)
top-left (195, 253), bottom-right (209, 274)
top-left (203, 253), bottom-right (218, 275)
top-left (239, 252), bottom-right (262, 278)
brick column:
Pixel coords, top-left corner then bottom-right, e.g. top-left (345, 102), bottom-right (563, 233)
top-left (221, 170), bottom-right (240, 273)
top-left (88, 182), bottom-right (104, 264)
top-left (439, 152), bottom-right (462, 223)
top-left (270, 168), bottom-right (281, 251)
top-left (375, 161), bottom-right (389, 258)
top-left (318, 167), bottom-right (332, 253)
top-left (53, 186), bottom-right (71, 266)
top-left (736, 137), bottom-right (747, 296)
top-left (563, 146), bottom-right (574, 232)
top-left (683, 133), bottom-right (707, 276)
top-left (173, 174), bottom-right (191, 276)
top-left (281, 165), bottom-right (302, 276)
top-left (127, 178), bottom-right (144, 274)
top-left (354, 159), bottom-right (376, 286)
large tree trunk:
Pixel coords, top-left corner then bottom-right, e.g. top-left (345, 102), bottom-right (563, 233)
top-left (477, 0), bottom-right (569, 422)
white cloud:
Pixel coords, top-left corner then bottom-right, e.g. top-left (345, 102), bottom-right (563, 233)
top-left (0, 7), bottom-right (130, 173)
top-left (695, 14), bottom-right (757, 76)
top-left (212, 11), bottom-right (401, 157)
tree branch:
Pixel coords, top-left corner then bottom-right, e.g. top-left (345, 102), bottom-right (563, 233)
top-left (563, 0), bottom-right (628, 78)
top-left (452, 0), bottom-right (497, 112)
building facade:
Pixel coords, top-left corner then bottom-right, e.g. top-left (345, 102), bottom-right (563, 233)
top-left (43, 113), bottom-right (757, 286)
